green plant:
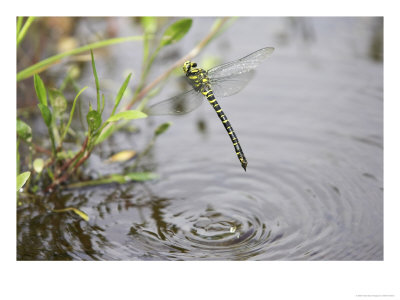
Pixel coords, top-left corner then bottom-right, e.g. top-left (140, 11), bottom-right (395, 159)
top-left (16, 17), bottom-right (233, 196)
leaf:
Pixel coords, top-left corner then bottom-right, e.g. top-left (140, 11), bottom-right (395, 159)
top-left (86, 110), bottom-right (102, 132)
top-left (106, 110), bottom-right (147, 123)
top-left (37, 103), bottom-right (52, 127)
top-left (34, 74), bottom-right (47, 106)
top-left (17, 35), bottom-right (144, 82)
top-left (49, 88), bottom-right (67, 114)
top-left (106, 150), bottom-right (136, 163)
top-left (160, 18), bottom-right (192, 47)
top-left (17, 171), bottom-right (31, 191)
top-left (53, 207), bottom-right (90, 222)
top-left (90, 49), bottom-right (100, 112)
top-left (124, 172), bottom-right (159, 181)
top-left (111, 73), bottom-right (132, 117)
top-left (154, 122), bottom-right (171, 136)
top-left (33, 158), bottom-right (44, 173)
top-left (61, 86), bottom-right (87, 141)
top-left (17, 119), bottom-right (32, 142)
top-left (16, 17), bottom-right (24, 37)
top-left (94, 123), bottom-right (117, 145)
top-left (65, 172), bottom-right (159, 188)
top-left (17, 17), bottom-right (36, 48)
top-left (90, 50), bottom-right (101, 111)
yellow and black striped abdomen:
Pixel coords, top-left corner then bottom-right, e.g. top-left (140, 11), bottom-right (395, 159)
top-left (202, 89), bottom-right (248, 171)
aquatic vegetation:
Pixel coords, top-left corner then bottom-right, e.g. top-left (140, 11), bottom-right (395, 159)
top-left (16, 17), bottom-right (231, 200)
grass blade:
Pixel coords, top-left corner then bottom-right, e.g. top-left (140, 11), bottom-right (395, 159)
top-left (61, 86), bottom-right (87, 142)
top-left (90, 50), bottom-right (101, 112)
top-left (110, 73), bottom-right (132, 117)
top-left (16, 17), bottom-right (24, 37)
top-left (66, 172), bottom-right (159, 188)
top-left (17, 35), bottom-right (144, 81)
top-left (17, 17), bottom-right (36, 48)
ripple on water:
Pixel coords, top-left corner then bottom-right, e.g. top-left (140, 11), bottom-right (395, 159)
top-left (122, 153), bottom-right (382, 260)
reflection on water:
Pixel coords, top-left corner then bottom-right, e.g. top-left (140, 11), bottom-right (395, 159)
top-left (17, 17), bottom-right (383, 260)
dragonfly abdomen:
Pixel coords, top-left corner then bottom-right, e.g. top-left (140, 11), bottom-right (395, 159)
top-left (203, 90), bottom-right (248, 171)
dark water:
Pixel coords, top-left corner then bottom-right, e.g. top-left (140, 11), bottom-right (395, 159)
top-left (17, 17), bottom-right (383, 260)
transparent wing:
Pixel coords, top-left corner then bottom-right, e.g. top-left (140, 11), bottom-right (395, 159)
top-left (210, 70), bottom-right (255, 98)
top-left (208, 47), bottom-right (274, 79)
top-left (207, 47), bottom-right (274, 98)
top-left (146, 89), bottom-right (204, 116)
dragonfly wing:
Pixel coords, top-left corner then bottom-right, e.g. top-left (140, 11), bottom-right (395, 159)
top-left (146, 89), bottom-right (204, 116)
top-left (208, 47), bottom-right (274, 79)
top-left (210, 70), bottom-right (255, 98)
top-left (207, 47), bottom-right (274, 98)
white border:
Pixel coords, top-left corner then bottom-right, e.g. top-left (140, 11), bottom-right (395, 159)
top-left (3, 1), bottom-right (399, 300)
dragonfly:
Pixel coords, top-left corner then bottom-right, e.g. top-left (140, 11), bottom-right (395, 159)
top-left (146, 47), bottom-right (275, 171)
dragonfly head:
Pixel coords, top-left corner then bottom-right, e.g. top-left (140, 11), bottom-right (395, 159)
top-left (183, 61), bottom-right (197, 73)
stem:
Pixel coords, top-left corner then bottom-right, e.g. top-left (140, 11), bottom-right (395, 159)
top-left (48, 127), bottom-right (57, 158)
top-left (44, 150), bottom-right (91, 193)
top-left (44, 136), bottom-right (89, 192)
top-left (58, 136), bottom-right (89, 174)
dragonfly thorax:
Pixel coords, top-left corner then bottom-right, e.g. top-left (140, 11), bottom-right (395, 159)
top-left (184, 64), bottom-right (210, 92)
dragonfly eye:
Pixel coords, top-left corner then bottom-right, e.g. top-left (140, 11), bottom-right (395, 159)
top-left (192, 63), bottom-right (197, 68)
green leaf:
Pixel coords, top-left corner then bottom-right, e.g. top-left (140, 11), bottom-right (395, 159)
top-left (65, 172), bottom-right (159, 188)
top-left (53, 207), bottom-right (90, 222)
top-left (160, 18), bottom-right (192, 47)
top-left (94, 123), bottom-right (117, 145)
top-left (17, 17), bottom-right (24, 37)
top-left (111, 73), bottom-right (132, 117)
top-left (33, 158), bottom-right (44, 173)
top-left (17, 17), bottom-right (36, 48)
top-left (34, 74), bottom-right (47, 106)
top-left (86, 110), bottom-right (102, 132)
top-left (38, 103), bottom-right (52, 127)
top-left (17, 119), bottom-right (32, 142)
top-left (90, 50), bottom-right (101, 111)
top-left (124, 172), bottom-right (159, 181)
top-left (154, 122), bottom-right (171, 136)
top-left (49, 88), bottom-right (67, 114)
top-left (17, 171), bottom-right (31, 191)
top-left (17, 35), bottom-right (145, 82)
top-left (61, 86), bottom-right (87, 142)
top-left (106, 110), bottom-right (147, 123)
